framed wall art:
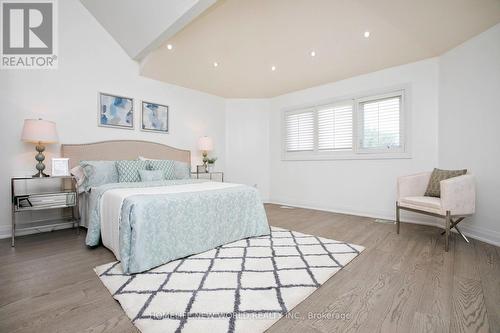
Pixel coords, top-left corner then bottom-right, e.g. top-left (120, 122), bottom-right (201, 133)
top-left (141, 101), bottom-right (169, 133)
top-left (98, 92), bottom-right (134, 129)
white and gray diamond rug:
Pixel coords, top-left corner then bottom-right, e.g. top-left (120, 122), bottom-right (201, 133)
top-left (95, 227), bottom-right (364, 333)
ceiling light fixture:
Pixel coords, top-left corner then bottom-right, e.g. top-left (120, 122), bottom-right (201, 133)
top-left (310, 51), bottom-right (316, 57)
top-left (364, 31), bottom-right (370, 38)
top-left (167, 44), bottom-right (173, 50)
top-left (271, 66), bottom-right (276, 71)
top-left (213, 62), bottom-right (218, 67)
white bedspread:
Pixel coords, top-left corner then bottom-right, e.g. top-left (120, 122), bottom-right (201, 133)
top-left (100, 181), bottom-right (241, 259)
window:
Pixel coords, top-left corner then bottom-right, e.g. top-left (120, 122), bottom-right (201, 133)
top-left (282, 89), bottom-right (407, 160)
top-left (358, 93), bottom-right (403, 152)
top-left (318, 104), bottom-right (353, 151)
top-left (284, 110), bottom-right (314, 152)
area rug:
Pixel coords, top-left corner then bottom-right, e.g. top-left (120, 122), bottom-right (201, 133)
top-left (95, 227), bottom-right (364, 333)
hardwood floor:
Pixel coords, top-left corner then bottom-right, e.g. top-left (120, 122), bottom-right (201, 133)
top-left (0, 203), bottom-right (498, 333)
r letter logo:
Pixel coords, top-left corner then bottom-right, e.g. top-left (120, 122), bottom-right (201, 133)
top-left (1, 0), bottom-right (58, 69)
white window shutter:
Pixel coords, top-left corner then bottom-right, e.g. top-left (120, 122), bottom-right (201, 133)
top-left (359, 95), bottom-right (402, 150)
top-left (285, 111), bottom-right (314, 152)
top-left (318, 104), bottom-right (353, 151)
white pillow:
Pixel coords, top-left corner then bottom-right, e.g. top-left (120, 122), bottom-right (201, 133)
top-left (70, 165), bottom-right (86, 193)
top-left (138, 156), bottom-right (157, 161)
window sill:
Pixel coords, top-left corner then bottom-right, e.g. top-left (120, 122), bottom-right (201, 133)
top-left (282, 151), bottom-right (412, 161)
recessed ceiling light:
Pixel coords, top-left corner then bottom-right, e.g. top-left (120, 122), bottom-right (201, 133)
top-left (310, 51), bottom-right (316, 57)
top-left (364, 31), bottom-right (370, 38)
top-left (271, 65), bottom-right (276, 71)
top-left (167, 44), bottom-right (173, 50)
top-left (213, 62), bottom-right (218, 67)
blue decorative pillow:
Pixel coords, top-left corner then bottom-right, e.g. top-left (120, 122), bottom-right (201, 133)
top-left (149, 160), bottom-right (176, 180)
top-left (79, 160), bottom-right (118, 191)
top-left (138, 169), bottom-right (164, 182)
top-left (116, 160), bottom-right (149, 182)
top-left (174, 161), bottom-right (191, 179)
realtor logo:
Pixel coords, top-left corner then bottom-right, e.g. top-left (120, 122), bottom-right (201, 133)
top-left (1, 0), bottom-right (58, 69)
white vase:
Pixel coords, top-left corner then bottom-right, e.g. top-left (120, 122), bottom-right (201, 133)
top-left (208, 164), bottom-right (214, 172)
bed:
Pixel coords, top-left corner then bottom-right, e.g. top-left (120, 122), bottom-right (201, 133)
top-left (61, 140), bottom-right (270, 274)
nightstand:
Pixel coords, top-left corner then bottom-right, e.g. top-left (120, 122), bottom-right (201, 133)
top-left (191, 171), bottom-right (224, 182)
top-left (11, 176), bottom-right (79, 247)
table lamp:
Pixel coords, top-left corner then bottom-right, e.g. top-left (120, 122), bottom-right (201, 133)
top-left (198, 136), bottom-right (213, 168)
top-left (21, 119), bottom-right (59, 177)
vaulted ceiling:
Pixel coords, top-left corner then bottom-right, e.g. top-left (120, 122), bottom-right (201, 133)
top-left (80, 0), bottom-right (216, 60)
top-left (139, 0), bottom-right (500, 98)
top-left (85, 0), bottom-right (500, 98)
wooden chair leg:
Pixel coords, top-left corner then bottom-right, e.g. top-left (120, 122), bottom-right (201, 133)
top-left (445, 211), bottom-right (451, 252)
top-left (396, 202), bottom-right (400, 234)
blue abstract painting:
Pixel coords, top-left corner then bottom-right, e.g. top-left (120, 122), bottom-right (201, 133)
top-left (142, 101), bottom-right (168, 133)
top-left (99, 93), bottom-right (134, 129)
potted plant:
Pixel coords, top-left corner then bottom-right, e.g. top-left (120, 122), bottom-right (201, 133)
top-left (207, 157), bottom-right (217, 172)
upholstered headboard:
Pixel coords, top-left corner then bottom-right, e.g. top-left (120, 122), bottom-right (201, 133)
top-left (61, 140), bottom-right (191, 169)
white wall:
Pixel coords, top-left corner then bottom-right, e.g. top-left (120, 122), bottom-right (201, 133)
top-left (264, 26), bottom-right (500, 246)
top-left (0, 0), bottom-right (226, 238)
top-left (225, 99), bottom-right (270, 201)
top-left (268, 59), bottom-right (440, 222)
top-left (438, 23), bottom-right (500, 245)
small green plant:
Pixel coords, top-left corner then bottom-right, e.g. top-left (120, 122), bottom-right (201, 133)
top-left (207, 157), bottom-right (217, 164)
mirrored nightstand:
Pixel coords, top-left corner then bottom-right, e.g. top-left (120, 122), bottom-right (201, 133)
top-left (11, 176), bottom-right (79, 247)
top-left (191, 171), bottom-right (224, 182)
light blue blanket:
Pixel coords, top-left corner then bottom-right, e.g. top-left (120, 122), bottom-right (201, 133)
top-left (86, 180), bottom-right (270, 274)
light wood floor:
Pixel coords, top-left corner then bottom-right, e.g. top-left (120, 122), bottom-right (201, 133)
top-left (0, 204), bottom-right (499, 333)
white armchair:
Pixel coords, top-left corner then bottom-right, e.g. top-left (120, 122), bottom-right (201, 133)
top-left (396, 172), bottom-right (475, 251)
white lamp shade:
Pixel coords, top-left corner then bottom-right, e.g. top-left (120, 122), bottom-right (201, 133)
top-left (198, 136), bottom-right (213, 151)
top-left (21, 119), bottom-right (58, 144)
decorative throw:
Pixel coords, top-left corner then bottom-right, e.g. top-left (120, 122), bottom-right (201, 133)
top-left (424, 168), bottom-right (467, 197)
top-left (95, 227), bottom-right (364, 333)
top-left (149, 160), bottom-right (176, 180)
top-left (116, 160), bottom-right (149, 182)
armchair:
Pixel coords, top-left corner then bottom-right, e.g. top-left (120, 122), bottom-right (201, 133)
top-left (396, 172), bottom-right (475, 251)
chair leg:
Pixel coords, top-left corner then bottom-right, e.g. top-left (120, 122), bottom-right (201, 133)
top-left (440, 217), bottom-right (470, 243)
top-left (396, 202), bottom-right (400, 234)
top-left (441, 217), bottom-right (465, 235)
top-left (445, 211), bottom-right (451, 252)
top-left (454, 226), bottom-right (470, 243)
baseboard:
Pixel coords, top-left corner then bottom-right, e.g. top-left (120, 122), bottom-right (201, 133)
top-left (0, 221), bottom-right (75, 240)
top-left (457, 224), bottom-right (500, 247)
top-left (3, 201), bottom-right (499, 247)
top-left (266, 199), bottom-right (500, 247)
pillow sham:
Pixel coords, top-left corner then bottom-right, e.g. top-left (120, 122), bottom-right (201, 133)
top-left (424, 168), bottom-right (467, 197)
top-left (79, 160), bottom-right (119, 192)
top-left (139, 156), bottom-right (191, 180)
top-left (116, 160), bottom-right (149, 182)
top-left (149, 159), bottom-right (176, 180)
top-left (138, 169), bottom-right (164, 182)
top-left (173, 161), bottom-right (191, 179)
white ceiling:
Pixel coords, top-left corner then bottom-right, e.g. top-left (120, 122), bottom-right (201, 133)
top-left (80, 0), bottom-right (216, 60)
top-left (139, 0), bottom-right (500, 98)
